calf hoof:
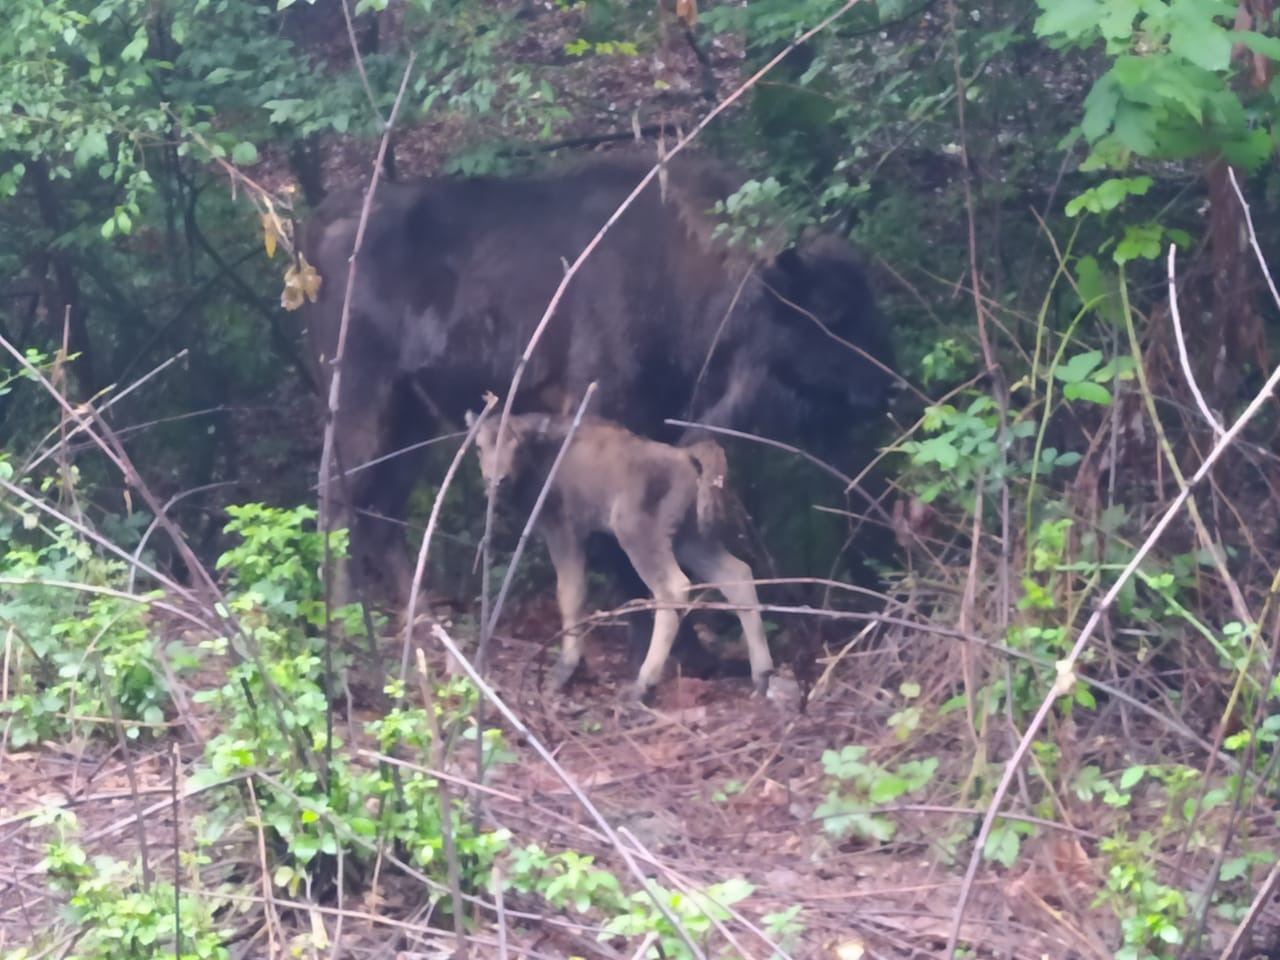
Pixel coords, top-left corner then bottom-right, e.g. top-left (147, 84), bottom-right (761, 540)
top-left (620, 681), bottom-right (653, 705)
top-left (752, 671), bottom-right (773, 697)
top-left (548, 659), bottom-right (578, 692)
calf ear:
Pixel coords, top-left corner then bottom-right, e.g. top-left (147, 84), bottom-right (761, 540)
top-left (464, 410), bottom-right (477, 429)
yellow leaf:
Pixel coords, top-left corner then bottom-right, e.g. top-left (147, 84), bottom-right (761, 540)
top-left (262, 212), bottom-right (277, 259)
top-left (280, 254), bottom-right (323, 311)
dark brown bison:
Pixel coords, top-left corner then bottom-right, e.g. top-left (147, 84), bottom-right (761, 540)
top-left (300, 152), bottom-right (894, 602)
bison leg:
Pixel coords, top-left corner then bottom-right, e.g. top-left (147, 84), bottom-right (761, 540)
top-left (616, 526), bottom-right (691, 700)
top-left (543, 525), bottom-right (588, 691)
top-left (328, 405), bottom-right (391, 608)
top-left (680, 541), bottom-right (773, 695)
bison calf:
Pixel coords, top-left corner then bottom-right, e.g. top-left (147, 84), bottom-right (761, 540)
top-left (467, 410), bottom-right (773, 700)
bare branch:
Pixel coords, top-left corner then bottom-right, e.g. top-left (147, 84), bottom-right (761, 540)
top-left (1167, 243), bottom-right (1224, 435)
top-left (396, 392), bottom-right (497, 686)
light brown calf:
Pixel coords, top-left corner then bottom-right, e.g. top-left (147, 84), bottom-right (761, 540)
top-left (467, 412), bottom-right (772, 700)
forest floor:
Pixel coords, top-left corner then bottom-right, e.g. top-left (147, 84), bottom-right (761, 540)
top-left (5, 589), bottom-right (1278, 958)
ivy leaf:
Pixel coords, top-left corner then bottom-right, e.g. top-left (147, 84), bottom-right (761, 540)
top-left (868, 773), bottom-right (909, 804)
top-left (1119, 765), bottom-right (1146, 790)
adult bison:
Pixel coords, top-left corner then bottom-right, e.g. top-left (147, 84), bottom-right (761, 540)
top-left (300, 151), bottom-right (895, 602)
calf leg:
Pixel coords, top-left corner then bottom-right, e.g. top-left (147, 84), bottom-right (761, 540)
top-left (616, 526), bottom-right (691, 699)
top-left (543, 525), bottom-right (588, 691)
top-left (681, 541), bottom-right (773, 695)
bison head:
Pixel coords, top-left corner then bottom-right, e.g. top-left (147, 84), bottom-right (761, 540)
top-left (722, 233), bottom-right (895, 455)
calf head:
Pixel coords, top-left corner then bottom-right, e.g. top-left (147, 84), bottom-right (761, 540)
top-left (465, 410), bottom-right (519, 489)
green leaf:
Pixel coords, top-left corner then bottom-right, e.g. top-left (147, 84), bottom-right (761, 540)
top-left (1168, 0), bottom-right (1232, 71)
top-left (1115, 223), bottom-right (1164, 264)
top-left (1053, 350), bottom-right (1104, 384)
top-left (1111, 102), bottom-right (1158, 154)
top-left (1119, 765), bottom-right (1146, 790)
top-left (876, 0), bottom-right (911, 18)
top-left (121, 29), bottom-right (149, 63)
top-left (1034, 0), bottom-right (1107, 42)
top-left (74, 129), bottom-right (109, 169)
top-left (1232, 30), bottom-right (1280, 60)
top-left (868, 773), bottom-right (909, 804)
top-left (1064, 381), bottom-right (1113, 405)
top-left (1081, 74), bottom-right (1121, 142)
top-left (1219, 856), bottom-right (1252, 882)
top-left (1223, 128), bottom-right (1274, 172)
top-left (983, 823), bottom-right (1021, 867)
top-left (1098, 0), bottom-right (1141, 41)
top-left (231, 141), bottom-right (259, 166)
top-left (1065, 176), bottom-right (1152, 216)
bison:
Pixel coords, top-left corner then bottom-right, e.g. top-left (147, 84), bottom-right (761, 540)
top-left (467, 410), bottom-right (773, 699)
top-left (300, 151), bottom-right (894, 603)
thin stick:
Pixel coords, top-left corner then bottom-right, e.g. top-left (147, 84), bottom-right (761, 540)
top-left (1167, 243), bottom-right (1223, 435)
top-left (431, 622), bottom-right (708, 960)
top-left (20, 349), bottom-right (190, 477)
top-left (662, 418), bottom-right (894, 529)
top-left (0, 337), bottom-right (223, 605)
top-left (92, 645), bottom-right (152, 889)
top-left (126, 480), bottom-right (240, 593)
top-left (171, 742), bottom-right (182, 958)
top-left (1227, 166), bottom-right (1280, 312)
top-left (340, 0), bottom-right (383, 122)
top-left (0, 477), bottom-right (199, 605)
top-left (396, 393), bottom-right (496, 686)
top-left (0, 577), bottom-right (214, 634)
top-left (315, 52), bottom-right (415, 610)
top-left (414, 647), bottom-right (468, 959)
top-left (943, 349), bottom-right (1280, 956)
top-left (1217, 837), bottom-right (1280, 958)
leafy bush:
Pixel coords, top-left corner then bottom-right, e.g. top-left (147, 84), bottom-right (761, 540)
top-left (20, 808), bottom-right (229, 960)
top-left (0, 522), bottom-right (175, 746)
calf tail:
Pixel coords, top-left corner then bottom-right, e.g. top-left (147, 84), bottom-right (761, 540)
top-left (686, 440), bottom-right (730, 534)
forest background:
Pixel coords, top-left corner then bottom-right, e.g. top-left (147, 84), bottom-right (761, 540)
top-left (3, 1), bottom-right (1280, 958)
